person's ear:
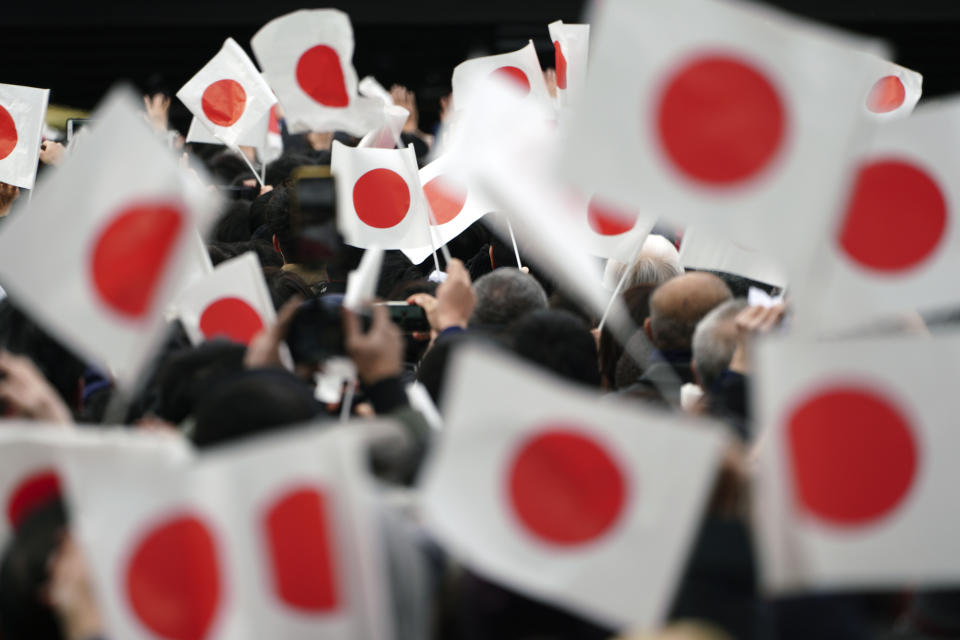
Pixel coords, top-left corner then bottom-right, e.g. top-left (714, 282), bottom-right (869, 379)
top-left (643, 317), bottom-right (654, 343)
top-left (488, 245), bottom-right (495, 270)
top-left (272, 234), bottom-right (285, 262)
top-left (691, 360), bottom-right (702, 388)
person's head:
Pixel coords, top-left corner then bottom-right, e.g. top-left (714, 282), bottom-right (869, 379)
top-left (264, 153), bottom-right (316, 188)
top-left (604, 234), bottom-right (682, 289)
top-left (265, 186), bottom-right (294, 263)
top-left (470, 268), bottom-right (547, 328)
top-left (692, 298), bottom-right (749, 393)
top-left (645, 273), bottom-right (732, 352)
top-left (598, 284), bottom-right (657, 389)
top-left (192, 369), bottom-right (320, 448)
top-left (211, 201), bottom-right (252, 243)
top-left (263, 267), bottom-right (314, 310)
top-left (506, 310), bottom-right (600, 387)
top-left (150, 341), bottom-right (248, 425)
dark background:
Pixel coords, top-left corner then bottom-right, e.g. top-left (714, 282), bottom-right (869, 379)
top-left (4, 1), bottom-right (960, 133)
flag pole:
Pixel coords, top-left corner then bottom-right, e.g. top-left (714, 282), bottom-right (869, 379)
top-left (409, 144), bottom-right (451, 273)
top-left (505, 217), bottom-right (522, 268)
top-left (234, 145), bottom-right (264, 189)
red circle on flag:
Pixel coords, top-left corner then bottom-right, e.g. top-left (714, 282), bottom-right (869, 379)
top-left (423, 175), bottom-right (467, 225)
top-left (126, 514), bottom-right (221, 640)
top-left (554, 41), bottom-right (568, 90)
top-left (587, 197), bottom-right (638, 235)
top-left (839, 159), bottom-right (947, 273)
top-left (787, 386), bottom-right (918, 527)
top-left (655, 54), bottom-right (786, 186)
top-left (508, 428), bottom-right (627, 545)
top-left (199, 297), bottom-right (264, 345)
top-left (264, 486), bottom-right (340, 612)
top-left (490, 66), bottom-right (532, 96)
top-left (201, 79), bottom-right (247, 127)
top-left (866, 76), bottom-right (906, 114)
top-left (6, 469), bottom-right (61, 529)
top-left (352, 168), bottom-right (411, 228)
top-left (91, 203), bottom-right (184, 319)
top-left (296, 45), bottom-right (350, 107)
top-left (0, 105), bottom-right (17, 160)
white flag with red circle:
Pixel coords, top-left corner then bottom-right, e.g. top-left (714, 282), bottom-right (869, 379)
top-left (573, 192), bottom-right (655, 261)
top-left (64, 425), bottom-right (393, 640)
top-left (799, 98), bottom-right (960, 333)
top-left (452, 41), bottom-right (551, 112)
top-left (547, 21), bottom-right (590, 110)
top-left (331, 140), bottom-right (431, 250)
top-left (186, 112), bottom-right (268, 149)
top-left (175, 251), bottom-right (275, 347)
top-left (177, 38), bottom-right (277, 149)
top-left (0, 89), bottom-right (220, 383)
top-left (679, 226), bottom-right (787, 288)
top-left (402, 155), bottom-right (495, 266)
top-left (561, 0), bottom-right (886, 279)
top-left (420, 345), bottom-right (728, 629)
top-left (753, 334), bottom-right (960, 592)
top-left (0, 425), bottom-right (191, 555)
top-left (864, 60), bottom-right (922, 120)
top-left (0, 83), bottom-right (49, 190)
top-left (357, 104), bottom-right (409, 149)
top-left (251, 9), bottom-right (384, 137)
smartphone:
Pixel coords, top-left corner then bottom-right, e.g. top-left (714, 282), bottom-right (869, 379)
top-left (66, 118), bottom-right (93, 144)
top-left (375, 302), bottom-right (430, 333)
top-left (290, 166), bottom-right (343, 269)
top-left (285, 296), bottom-right (371, 365)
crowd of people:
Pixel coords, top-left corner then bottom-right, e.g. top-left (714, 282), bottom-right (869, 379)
top-left (0, 18), bottom-right (957, 640)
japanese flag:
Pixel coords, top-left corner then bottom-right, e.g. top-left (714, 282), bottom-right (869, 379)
top-left (0, 424), bottom-right (191, 553)
top-left (331, 140), bottom-right (431, 250)
top-left (753, 334), bottom-right (960, 593)
top-left (251, 9), bottom-right (384, 136)
top-left (402, 155), bottom-right (495, 266)
top-left (264, 103), bottom-right (284, 164)
top-left (175, 252), bottom-right (275, 347)
top-left (547, 21), bottom-right (590, 110)
top-left (679, 226), bottom-right (788, 288)
top-left (0, 89), bottom-right (219, 384)
top-left (178, 38), bottom-right (277, 149)
top-left (0, 83), bottom-right (49, 189)
top-left (186, 112), bottom-right (268, 149)
top-left (864, 60), bottom-right (922, 120)
top-left (64, 425), bottom-right (394, 640)
top-left (573, 192), bottom-right (655, 261)
top-left (420, 345), bottom-right (728, 629)
top-left (561, 0), bottom-right (885, 278)
top-left (357, 104), bottom-right (409, 149)
top-left (452, 41), bottom-right (551, 112)
top-left (800, 97), bottom-right (960, 333)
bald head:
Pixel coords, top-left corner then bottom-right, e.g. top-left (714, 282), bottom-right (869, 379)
top-left (647, 273), bottom-right (732, 352)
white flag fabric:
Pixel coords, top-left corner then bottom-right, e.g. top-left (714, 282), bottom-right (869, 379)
top-left (186, 112), bottom-right (268, 150)
top-left (251, 9), bottom-right (384, 136)
top-left (402, 155), bottom-right (495, 265)
top-left (801, 97), bottom-right (960, 333)
top-left (573, 192), bottom-right (655, 261)
top-left (679, 226), bottom-right (787, 288)
top-left (357, 104), bottom-right (409, 149)
top-left (65, 425), bottom-right (394, 640)
top-left (562, 0), bottom-right (885, 278)
top-left (263, 103), bottom-right (284, 164)
top-left (343, 246), bottom-right (384, 311)
top-left (547, 21), bottom-right (590, 110)
top-left (0, 89), bottom-right (220, 383)
top-left (451, 41), bottom-right (551, 112)
top-left (177, 38), bottom-right (278, 149)
top-left (175, 251), bottom-right (276, 347)
top-left (0, 424), bottom-right (191, 553)
top-left (864, 59), bottom-right (922, 120)
top-left (331, 141), bottom-right (432, 250)
top-left (753, 334), bottom-right (960, 593)
top-left (0, 83), bottom-right (49, 189)
top-left (420, 345), bottom-right (728, 629)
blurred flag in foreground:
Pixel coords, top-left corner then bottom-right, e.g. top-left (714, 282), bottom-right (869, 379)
top-left (0, 82), bottom-right (49, 189)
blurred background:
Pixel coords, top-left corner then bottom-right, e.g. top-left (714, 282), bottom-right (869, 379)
top-left (3, 0), bottom-right (960, 133)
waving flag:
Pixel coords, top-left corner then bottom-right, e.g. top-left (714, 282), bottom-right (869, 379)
top-left (0, 89), bottom-right (219, 383)
top-left (547, 21), bottom-right (590, 110)
top-left (0, 82), bottom-right (49, 189)
top-left (251, 9), bottom-right (384, 136)
top-left (331, 141), bottom-right (431, 250)
top-left (864, 59), bottom-right (922, 120)
top-left (452, 41), bottom-right (551, 112)
top-left (177, 38), bottom-right (277, 149)
top-left (421, 346), bottom-right (728, 629)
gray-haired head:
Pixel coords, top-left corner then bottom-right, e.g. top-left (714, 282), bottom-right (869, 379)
top-left (470, 268), bottom-right (548, 327)
top-left (604, 234), bottom-right (683, 289)
top-left (692, 297), bottom-right (749, 393)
